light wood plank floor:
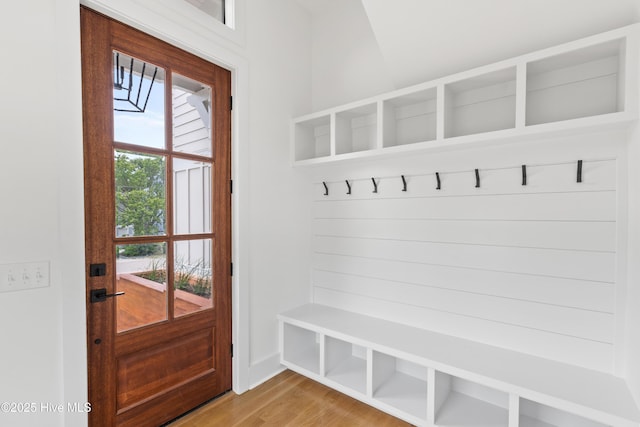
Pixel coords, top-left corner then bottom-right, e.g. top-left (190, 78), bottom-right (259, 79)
top-left (168, 370), bottom-right (412, 426)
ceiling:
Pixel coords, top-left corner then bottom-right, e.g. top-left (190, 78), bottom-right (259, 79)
top-left (297, 0), bottom-right (640, 89)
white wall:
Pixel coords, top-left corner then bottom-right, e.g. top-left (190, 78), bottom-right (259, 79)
top-left (309, 0), bottom-right (395, 111)
top-left (309, 1), bottom-right (640, 109)
top-left (361, 0), bottom-right (640, 89)
top-left (0, 1), bottom-right (87, 427)
top-left (243, 0), bottom-right (313, 386)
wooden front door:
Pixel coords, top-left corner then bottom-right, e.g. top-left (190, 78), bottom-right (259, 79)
top-left (80, 7), bottom-right (232, 426)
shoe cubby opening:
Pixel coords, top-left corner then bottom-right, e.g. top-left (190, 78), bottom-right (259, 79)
top-left (282, 323), bottom-right (321, 375)
top-left (324, 336), bottom-right (368, 394)
top-left (371, 351), bottom-right (428, 421)
top-left (519, 398), bottom-right (610, 427)
top-left (434, 372), bottom-right (509, 427)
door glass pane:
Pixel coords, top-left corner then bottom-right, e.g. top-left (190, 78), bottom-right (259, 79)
top-left (113, 51), bottom-right (166, 149)
top-left (115, 150), bottom-right (166, 237)
top-left (172, 73), bottom-right (212, 157)
top-left (173, 158), bottom-right (212, 235)
top-left (174, 239), bottom-right (213, 317)
top-left (116, 243), bottom-right (168, 332)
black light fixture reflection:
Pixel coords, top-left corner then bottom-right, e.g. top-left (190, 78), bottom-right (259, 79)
top-left (113, 52), bottom-right (158, 113)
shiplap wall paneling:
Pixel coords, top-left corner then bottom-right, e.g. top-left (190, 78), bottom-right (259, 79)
top-left (314, 255), bottom-right (613, 314)
top-left (312, 159), bottom-right (617, 372)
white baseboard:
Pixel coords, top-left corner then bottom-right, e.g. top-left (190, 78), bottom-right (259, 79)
top-left (248, 352), bottom-right (286, 390)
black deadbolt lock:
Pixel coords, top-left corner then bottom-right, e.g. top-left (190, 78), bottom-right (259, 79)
top-left (89, 263), bottom-right (107, 277)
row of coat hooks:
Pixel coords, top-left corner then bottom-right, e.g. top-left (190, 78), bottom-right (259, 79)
top-left (321, 160), bottom-right (586, 196)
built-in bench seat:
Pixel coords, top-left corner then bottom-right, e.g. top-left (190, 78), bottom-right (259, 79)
top-left (278, 304), bottom-right (640, 427)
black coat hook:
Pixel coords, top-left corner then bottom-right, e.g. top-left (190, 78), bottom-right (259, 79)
top-left (475, 169), bottom-right (480, 188)
top-left (401, 175), bottom-right (407, 192)
top-left (345, 180), bottom-right (351, 195)
top-left (435, 172), bottom-right (441, 190)
top-left (371, 177), bottom-right (378, 193)
top-left (577, 160), bottom-right (583, 183)
top-left (522, 165), bottom-right (527, 186)
top-left (323, 181), bottom-right (328, 196)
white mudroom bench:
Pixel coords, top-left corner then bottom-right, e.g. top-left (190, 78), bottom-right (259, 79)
top-left (279, 304), bottom-right (640, 427)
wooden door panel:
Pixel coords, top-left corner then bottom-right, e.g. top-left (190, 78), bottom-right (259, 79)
top-left (115, 314), bottom-right (215, 355)
top-left (116, 373), bottom-right (223, 427)
top-left (116, 327), bottom-right (215, 409)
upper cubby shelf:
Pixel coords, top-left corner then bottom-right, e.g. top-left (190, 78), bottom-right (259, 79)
top-left (526, 38), bottom-right (624, 126)
top-left (291, 24), bottom-right (638, 166)
top-left (293, 115), bottom-right (331, 161)
top-left (384, 88), bottom-right (437, 147)
top-left (336, 103), bottom-right (378, 155)
top-left (445, 66), bottom-right (517, 138)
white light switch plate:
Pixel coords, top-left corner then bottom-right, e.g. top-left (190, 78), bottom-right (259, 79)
top-left (0, 261), bottom-right (50, 293)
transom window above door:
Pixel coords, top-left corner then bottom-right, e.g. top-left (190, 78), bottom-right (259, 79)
top-left (183, 0), bottom-right (231, 27)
